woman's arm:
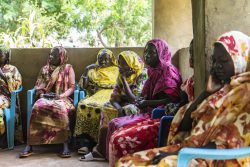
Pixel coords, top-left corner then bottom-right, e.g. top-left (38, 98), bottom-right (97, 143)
top-left (120, 75), bottom-right (136, 102)
top-left (178, 90), bottom-right (211, 131)
top-left (137, 92), bottom-right (172, 108)
top-left (80, 64), bottom-right (99, 89)
top-left (110, 94), bottom-right (125, 116)
top-left (59, 67), bottom-right (75, 98)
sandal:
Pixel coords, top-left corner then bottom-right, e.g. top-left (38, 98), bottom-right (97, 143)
top-left (19, 150), bottom-right (34, 158)
top-left (79, 151), bottom-right (105, 161)
top-left (59, 151), bottom-right (71, 158)
top-left (78, 147), bottom-right (89, 155)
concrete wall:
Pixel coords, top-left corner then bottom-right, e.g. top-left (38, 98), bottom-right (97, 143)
top-left (205, 0), bottom-right (250, 75)
top-left (154, 0), bottom-right (193, 54)
top-left (172, 48), bottom-right (193, 82)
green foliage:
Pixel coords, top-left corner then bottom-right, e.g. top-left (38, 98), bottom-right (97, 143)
top-left (0, 0), bottom-right (152, 48)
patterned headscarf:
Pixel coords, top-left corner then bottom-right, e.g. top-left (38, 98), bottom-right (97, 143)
top-left (0, 46), bottom-right (10, 64)
top-left (96, 49), bottom-right (117, 66)
top-left (36, 46), bottom-right (70, 93)
top-left (207, 31), bottom-right (250, 107)
top-left (216, 31), bottom-right (250, 74)
top-left (118, 51), bottom-right (144, 84)
top-left (141, 39), bottom-right (182, 101)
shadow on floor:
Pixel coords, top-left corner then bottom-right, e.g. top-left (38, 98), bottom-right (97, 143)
top-left (0, 145), bottom-right (109, 167)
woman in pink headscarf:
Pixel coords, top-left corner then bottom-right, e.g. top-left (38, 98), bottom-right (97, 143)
top-left (107, 39), bottom-right (182, 166)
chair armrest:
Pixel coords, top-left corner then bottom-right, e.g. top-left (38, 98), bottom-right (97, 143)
top-left (152, 108), bottom-right (166, 119)
top-left (157, 116), bottom-right (174, 147)
top-left (27, 87), bottom-right (36, 129)
top-left (79, 90), bottom-right (86, 101)
top-left (177, 147), bottom-right (250, 167)
top-left (10, 85), bottom-right (23, 111)
top-left (73, 89), bottom-right (79, 107)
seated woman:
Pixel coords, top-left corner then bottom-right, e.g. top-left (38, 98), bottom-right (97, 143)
top-left (80, 51), bottom-right (146, 161)
top-left (74, 49), bottom-right (119, 153)
top-left (0, 47), bottom-right (22, 148)
top-left (108, 39), bottom-right (182, 166)
top-left (117, 31), bottom-right (250, 166)
top-left (20, 46), bottom-right (75, 158)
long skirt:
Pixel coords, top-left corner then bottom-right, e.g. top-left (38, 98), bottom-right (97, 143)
top-left (28, 97), bottom-right (74, 145)
top-left (109, 117), bottom-right (163, 167)
top-left (74, 89), bottom-right (117, 142)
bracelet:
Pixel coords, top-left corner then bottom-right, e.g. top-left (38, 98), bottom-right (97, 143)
top-left (82, 76), bottom-right (88, 79)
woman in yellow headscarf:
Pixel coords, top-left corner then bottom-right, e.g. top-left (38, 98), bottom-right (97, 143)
top-left (74, 49), bottom-right (119, 151)
top-left (80, 50), bottom-right (147, 161)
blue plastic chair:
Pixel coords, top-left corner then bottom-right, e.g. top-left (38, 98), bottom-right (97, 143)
top-left (4, 85), bottom-right (23, 149)
top-left (177, 147), bottom-right (250, 167)
top-left (79, 90), bottom-right (86, 101)
top-left (27, 85), bottom-right (80, 132)
top-left (151, 108), bottom-right (174, 147)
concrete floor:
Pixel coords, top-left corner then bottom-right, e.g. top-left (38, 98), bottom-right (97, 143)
top-left (0, 145), bottom-right (109, 167)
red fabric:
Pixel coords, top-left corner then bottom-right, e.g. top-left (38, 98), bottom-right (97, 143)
top-left (109, 118), bottom-right (170, 167)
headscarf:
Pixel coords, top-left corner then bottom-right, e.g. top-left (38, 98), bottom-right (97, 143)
top-left (0, 46), bottom-right (10, 64)
top-left (35, 46), bottom-right (71, 93)
top-left (141, 39), bottom-right (182, 101)
top-left (205, 31), bottom-right (250, 107)
top-left (87, 49), bottom-right (119, 88)
top-left (96, 48), bottom-right (117, 66)
top-left (216, 31), bottom-right (250, 74)
top-left (118, 51), bottom-right (144, 84)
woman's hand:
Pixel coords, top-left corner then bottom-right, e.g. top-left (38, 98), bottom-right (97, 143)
top-left (40, 93), bottom-right (45, 98)
top-left (206, 75), bottom-right (223, 93)
top-left (136, 100), bottom-right (148, 108)
top-left (120, 68), bottom-right (135, 78)
top-left (118, 108), bottom-right (126, 117)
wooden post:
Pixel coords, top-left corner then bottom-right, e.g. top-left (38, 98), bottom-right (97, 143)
top-left (191, 0), bottom-right (206, 97)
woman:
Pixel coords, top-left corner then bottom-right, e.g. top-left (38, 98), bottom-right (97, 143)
top-left (81, 51), bottom-right (147, 161)
top-left (0, 47), bottom-right (22, 148)
top-left (20, 46), bottom-right (75, 158)
top-left (74, 49), bottom-right (119, 153)
top-left (117, 31), bottom-right (250, 166)
top-left (181, 40), bottom-right (194, 102)
top-left (108, 39), bottom-right (182, 166)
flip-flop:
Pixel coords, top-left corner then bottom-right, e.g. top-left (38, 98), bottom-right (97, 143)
top-left (59, 151), bottom-right (71, 158)
top-left (79, 152), bottom-right (105, 161)
top-left (19, 150), bottom-right (34, 158)
top-left (78, 147), bottom-right (89, 155)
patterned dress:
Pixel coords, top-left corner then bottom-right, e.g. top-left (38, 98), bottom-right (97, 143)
top-left (28, 47), bottom-right (75, 145)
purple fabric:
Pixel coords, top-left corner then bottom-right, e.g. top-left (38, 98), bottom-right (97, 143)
top-left (141, 39), bottom-right (182, 101)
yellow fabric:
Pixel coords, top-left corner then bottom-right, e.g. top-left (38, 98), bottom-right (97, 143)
top-left (74, 89), bottom-right (117, 141)
top-left (96, 48), bottom-right (117, 66)
top-left (119, 51), bottom-right (144, 84)
top-left (88, 66), bottom-right (119, 88)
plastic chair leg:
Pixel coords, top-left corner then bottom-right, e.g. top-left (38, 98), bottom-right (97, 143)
top-left (4, 108), bottom-right (14, 149)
